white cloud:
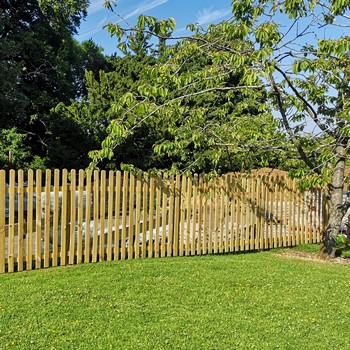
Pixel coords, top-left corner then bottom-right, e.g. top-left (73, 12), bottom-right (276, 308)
top-left (124, 0), bottom-right (168, 20)
top-left (87, 0), bottom-right (106, 15)
top-left (196, 7), bottom-right (231, 25)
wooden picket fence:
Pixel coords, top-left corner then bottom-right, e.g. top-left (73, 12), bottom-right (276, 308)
top-left (0, 169), bottom-right (327, 273)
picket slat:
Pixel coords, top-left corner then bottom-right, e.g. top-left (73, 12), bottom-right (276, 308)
top-left (141, 173), bottom-right (149, 259)
top-left (76, 169), bottom-right (85, 264)
top-left (148, 176), bottom-right (155, 258)
top-left (128, 173), bottom-right (135, 260)
top-left (92, 171), bottom-right (99, 263)
top-left (167, 175), bottom-right (175, 257)
top-left (173, 174), bottom-right (181, 257)
top-left (179, 176), bottom-right (186, 257)
top-left (52, 169), bottom-right (60, 267)
top-left (113, 171), bottom-right (121, 261)
top-left (161, 173), bottom-right (167, 258)
top-left (17, 170), bottom-right (24, 271)
top-left (0, 170), bottom-right (5, 273)
top-left (155, 175), bottom-right (161, 258)
top-left (99, 171), bottom-right (106, 261)
top-left (134, 172), bottom-right (142, 259)
top-left (44, 170), bottom-right (51, 268)
top-left (69, 170), bottom-right (76, 265)
top-left (107, 171), bottom-right (114, 262)
top-left (60, 169), bottom-right (68, 265)
top-left (26, 170), bottom-right (34, 270)
top-left (191, 175), bottom-right (197, 256)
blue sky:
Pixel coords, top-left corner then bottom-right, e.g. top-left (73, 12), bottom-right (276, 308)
top-left (75, 0), bottom-right (232, 55)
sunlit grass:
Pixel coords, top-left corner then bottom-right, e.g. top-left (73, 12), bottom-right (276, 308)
top-left (0, 249), bottom-right (349, 349)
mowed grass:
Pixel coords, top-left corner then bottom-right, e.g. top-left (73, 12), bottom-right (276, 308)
top-left (0, 247), bottom-right (349, 349)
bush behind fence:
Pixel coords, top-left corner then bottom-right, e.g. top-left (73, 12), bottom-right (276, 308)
top-left (0, 169), bottom-right (327, 273)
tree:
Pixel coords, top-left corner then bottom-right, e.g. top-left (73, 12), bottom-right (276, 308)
top-left (97, 0), bottom-right (350, 258)
top-left (89, 18), bottom-right (287, 173)
top-left (0, 0), bottom-right (90, 168)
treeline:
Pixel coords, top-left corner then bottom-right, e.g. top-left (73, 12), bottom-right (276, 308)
top-left (0, 0), bottom-right (294, 174)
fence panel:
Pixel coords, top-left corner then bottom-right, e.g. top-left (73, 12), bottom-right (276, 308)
top-left (0, 168), bottom-right (328, 274)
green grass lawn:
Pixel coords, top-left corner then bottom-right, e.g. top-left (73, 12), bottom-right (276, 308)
top-left (0, 246), bottom-right (349, 349)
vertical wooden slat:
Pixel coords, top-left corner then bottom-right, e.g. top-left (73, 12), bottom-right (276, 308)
top-left (179, 176), bottom-right (186, 257)
top-left (197, 175), bottom-right (204, 255)
top-left (106, 171), bottom-right (114, 262)
top-left (84, 170), bottom-right (92, 263)
top-left (316, 189), bottom-right (322, 242)
top-left (208, 178), bottom-right (214, 254)
top-left (35, 170), bottom-right (42, 269)
top-left (155, 174), bottom-right (162, 258)
top-left (148, 175), bottom-right (155, 258)
top-left (279, 176), bottom-right (284, 248)
top-left (113, 171), bottom-right (121, 261)
top-left (224, 174), bottom-right (230, 253)
top-left (161, 173), bottom-right (168, 258)
top-left (99, 171), bottom-right (106, 261)
top-left (272, 176), bottom-right (278, 248)
top-left (245, 176), bottom-right (251, 251)
top-left (141, 173), bottom-right (149, 259)
top-left (219, 176), bottom-right (225, 253)
top-left (121, 171), bottom-right (128, 260)
top-left (256, 176), bottom-right (263, 251)
top-left (214, 177), bottom-right (220, 254)
top-left (185, 175), bottom-right (192, 256)
top-left (291, 179), bottom-right (298, 246)
top-left (60, 169), bottom-right (68, 265)
top-left (26, 170), bottom-right (34, 270)
top-left (264, 176), bottom-right (270, 249)
top-left (239, 176), bottom-right (246, 251)
top-left (44, 170), bottom-right (51, 268)
top-left (173, 174), bottom-right (181, 257)
top-left (234, 177), bottom-right (240, 252)
top-left (167, 175), bottom-right (175, 257)
top-left (202, 176), bottom-right (208, 255)
top-left (52, 169), bottom-right (60, 267)
top-left (69, 170), bottom-right (76, 265)
top-left (92, 170), bottom-right (99, 263)
top-left (8, 170), bottom-right (15, 272)
top-left (288, 178), bottom-right (294, 247)
top-left (250, 176), bottom-right (258, 250)
top-left (17, 170), bottom-right (24, 271)
top-left (128, 172), bottom-right (135, 260)
top-left (191, 174), bottom-right (198, 256)
top-left (228, 175), bottom-right (234, 252)
top-left (0, 170), bottom-right (5, 273)
top-left (300, 191), bottom-right (306, 244)
top-left (134, 172), bottom-right (142, 259)
top-left (76, 169), bottom-right (85, 264)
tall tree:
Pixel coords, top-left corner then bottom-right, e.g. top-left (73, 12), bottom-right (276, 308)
top-left (99, 0), bottom-right (350, 258)
top-left (89, 18), bottom-right (286, 173)
top-left (0, 0), bottom-right (89, 168)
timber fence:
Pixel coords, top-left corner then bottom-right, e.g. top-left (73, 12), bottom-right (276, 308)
top-left (0, 169), bottom-right (327, 273)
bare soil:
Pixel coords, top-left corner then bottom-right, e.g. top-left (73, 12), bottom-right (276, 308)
top-left (275, 250), bottom-right (350, 265)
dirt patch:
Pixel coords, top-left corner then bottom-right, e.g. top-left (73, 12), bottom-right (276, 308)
top-left (275, 250), bottom-right (350, 265)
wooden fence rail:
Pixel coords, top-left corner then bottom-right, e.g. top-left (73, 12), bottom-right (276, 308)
top-left (0, 169), bottom-right (327, 273)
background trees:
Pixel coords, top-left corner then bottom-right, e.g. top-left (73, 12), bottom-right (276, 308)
top-left (0, 0), bottom-right (107, 169)
top-left (95, 0), bottom-right (350, 258)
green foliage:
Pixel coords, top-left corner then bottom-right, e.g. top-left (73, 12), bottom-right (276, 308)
top-left (0, 128), bottom-right (31, 170)
top-left (0, 0), bottom-right (109, 169)
top-left (90, 19), bottom-right (288, 173)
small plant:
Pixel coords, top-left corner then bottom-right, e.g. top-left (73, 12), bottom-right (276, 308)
top-left (336, 234), bottom-right (350, 257)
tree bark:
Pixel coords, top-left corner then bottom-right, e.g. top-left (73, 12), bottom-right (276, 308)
top-left (319, 143), bottom-right (347, 259)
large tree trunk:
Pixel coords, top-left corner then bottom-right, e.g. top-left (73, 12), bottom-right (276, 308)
top-left (319, 143), bottom-right (347, 259)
